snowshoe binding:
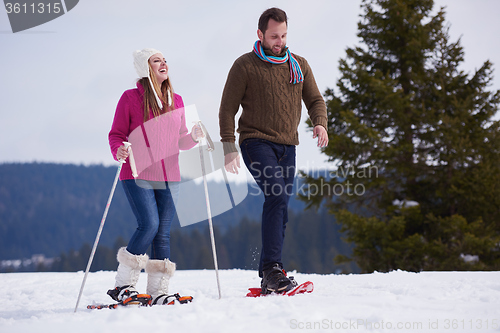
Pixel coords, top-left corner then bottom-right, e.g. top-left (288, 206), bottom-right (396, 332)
top-left (261, 264), bottom-right (298, 295)
top-left (107, 285), bottom-right (151, 306)
top-left (150, 293), bottom-right (193, 306)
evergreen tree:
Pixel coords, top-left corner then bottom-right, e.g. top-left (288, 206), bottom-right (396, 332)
top-left (301, 0), bottom-right (500, 272)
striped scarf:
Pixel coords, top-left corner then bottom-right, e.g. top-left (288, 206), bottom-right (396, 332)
top-left (253, 40), bottom-right (304, 84)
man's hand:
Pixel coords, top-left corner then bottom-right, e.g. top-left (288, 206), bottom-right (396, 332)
top-left (224, 152), bottom-right (241, 174)
top-left (313, 125), bottom-right (329, 148)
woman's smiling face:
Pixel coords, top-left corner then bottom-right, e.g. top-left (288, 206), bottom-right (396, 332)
top-left (149, 53), bottom-right (169, 84)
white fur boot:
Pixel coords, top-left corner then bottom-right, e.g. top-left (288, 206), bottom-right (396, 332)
top-left (146, 258), bottom-right (176, 305)
top-left (107, 247), bottom-right (149, 302)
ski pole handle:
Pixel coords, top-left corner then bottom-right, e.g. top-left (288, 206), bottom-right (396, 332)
top-left (118, 142), bottom-right (129, 163)
top-left (122, 142), bottom-right (138, 178)
top-left (192, 121), bottom-right (204, 143)
top-left (193, 121), bottom-right (214, 151)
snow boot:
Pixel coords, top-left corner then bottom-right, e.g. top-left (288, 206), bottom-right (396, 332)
top-left (107, 247), bottom-right (149, 303)
top-left (146, 258), bottom-right (178, 305)
top-left (261, 263), bottom-right (297, 294)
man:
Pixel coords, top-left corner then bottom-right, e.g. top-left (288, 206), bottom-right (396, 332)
top-left (219, 7), bottom-right (328, 294)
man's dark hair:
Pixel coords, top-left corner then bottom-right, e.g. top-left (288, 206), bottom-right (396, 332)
top-left (258, 7), bottom-right (288, 34)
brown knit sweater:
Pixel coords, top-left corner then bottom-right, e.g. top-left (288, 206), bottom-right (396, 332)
top-left (219, 50), bottom-right (328, 155)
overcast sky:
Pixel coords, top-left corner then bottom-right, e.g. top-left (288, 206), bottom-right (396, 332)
top-left (1, 0), bottom-right (499, 171)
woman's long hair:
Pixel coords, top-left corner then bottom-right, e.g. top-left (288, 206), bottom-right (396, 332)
top-left (139, 63), bottom-right (175, 122)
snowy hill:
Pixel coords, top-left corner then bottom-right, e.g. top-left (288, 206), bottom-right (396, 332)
top-left (2, 270), bottom-right (500, 333)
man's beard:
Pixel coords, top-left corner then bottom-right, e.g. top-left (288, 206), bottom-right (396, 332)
top-left (262, 39), bottom-right (285, 55)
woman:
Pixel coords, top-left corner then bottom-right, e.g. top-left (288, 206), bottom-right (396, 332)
top-left (108, 48), bottom-right (202, 305)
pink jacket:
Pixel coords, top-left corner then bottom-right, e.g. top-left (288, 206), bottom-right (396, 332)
top-left (109, 82), bottom-right (197, 181)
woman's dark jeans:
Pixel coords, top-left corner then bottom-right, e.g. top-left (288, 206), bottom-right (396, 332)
top-left (122, 179), bottom-right (179, 260)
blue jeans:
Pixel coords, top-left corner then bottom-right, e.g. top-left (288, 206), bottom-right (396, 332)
top-left (122, 179), bottom-right (179, 260)
top-left (240, 138), bottom-right (296, 277)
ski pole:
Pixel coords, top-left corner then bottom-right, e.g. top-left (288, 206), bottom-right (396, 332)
top-left (196, 121), bottom-right (222, 299)
top-left (198, 122), bottom-right (235, 208)
top-left (74, 142), bottom-right (133, 312)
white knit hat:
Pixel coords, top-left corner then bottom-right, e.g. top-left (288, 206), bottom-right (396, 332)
top-left (133, 48), bottom-right (171, 108)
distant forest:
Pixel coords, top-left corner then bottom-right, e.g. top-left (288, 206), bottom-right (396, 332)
top-left (0, 163), bottom-right (357, 274)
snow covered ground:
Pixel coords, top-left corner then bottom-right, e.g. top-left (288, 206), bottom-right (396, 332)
top-left (1, 269), bottom-right (500, 333)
